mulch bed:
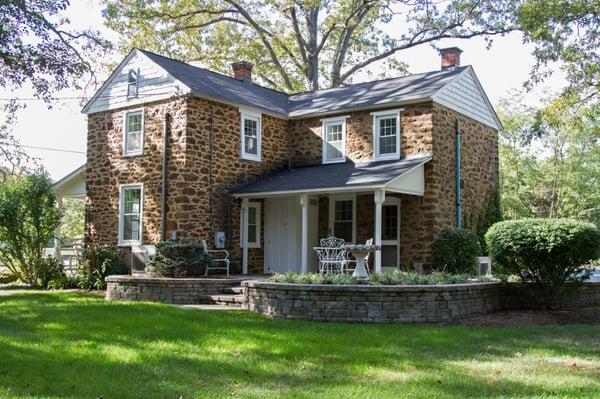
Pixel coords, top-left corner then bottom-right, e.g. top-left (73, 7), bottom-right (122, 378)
top-left (455, 307), bottom-right (600, 326)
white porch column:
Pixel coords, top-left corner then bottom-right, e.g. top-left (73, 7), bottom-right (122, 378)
top-left (374, 189), bottom-right (386, 273)
top-left (54, 196), bottom-right (63, 260)
top-left (241, 198), bottom-right (249, 275)
top-left (300, 194), bottom-right (309, 274)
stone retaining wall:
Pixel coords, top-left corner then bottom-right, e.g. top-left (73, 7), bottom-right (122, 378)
top-left (242, 281), bottom-right (600, 323)
top-left (105, 275), bottom-right (244, 304)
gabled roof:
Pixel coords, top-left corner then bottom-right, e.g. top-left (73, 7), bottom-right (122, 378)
top-left (139, 50), bottom-right (290, 117)
top-left (83, 48), bottom-right (502, 129)
top-left (233, 155), bottom-right (432, 197)
top-left (287, 67), bottom-right (467, 118)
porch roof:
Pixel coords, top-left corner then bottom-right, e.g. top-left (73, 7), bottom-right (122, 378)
top-left (233, 155), bottom-right (431, 197)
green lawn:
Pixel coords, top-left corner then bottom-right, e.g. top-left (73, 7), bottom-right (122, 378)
top-left (0, 291), bottom-right (599, 398)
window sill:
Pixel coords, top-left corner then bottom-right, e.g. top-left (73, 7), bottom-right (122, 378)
top-left (241, 155), bottom-right (261, 162)
top-left (122, 152), bottom-right (144, 158)
top-left (374, 154), bottom-right (400, 162)
top-left (118, 241), bottom-right (143, 247)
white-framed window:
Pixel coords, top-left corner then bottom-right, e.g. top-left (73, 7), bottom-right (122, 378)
top-left (127, 69), bottom-right (139, 98)
top-left (328, 195), bottom-right (356, 243)
top-left (372, 109), bottom-right (401, 161)
top-left (322, 116), bottom-right (349, 164)
top-left (240, 202), bottom-right (261, 248)
top-left (123, 110), bottom-right (144, 156)
top-left (118, 183), bottom-right (143, 246)
top-left (240, 110), bottom-right (261, 161)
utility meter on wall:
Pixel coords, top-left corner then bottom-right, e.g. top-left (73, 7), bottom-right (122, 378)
top-left (214, 231), bottom-right (226, 249)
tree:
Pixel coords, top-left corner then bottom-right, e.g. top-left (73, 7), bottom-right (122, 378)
top-left (497, 92), bottom-right (600, 220)
top-left (103, 0), bottom-right (519, 91)
top-left (0, 174), bottom-right (61, 287)
top-left (0, 106), bottom-right (41, 181)
top-left (517, 0), bottom-right (600, 99)
top-left (1, 0), bottom-right (109, 102)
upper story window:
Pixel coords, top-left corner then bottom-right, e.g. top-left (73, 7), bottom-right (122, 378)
top-left (240, 110), bottom-right (261, 161)
top-left (119, 183), bottom-right (143, 246)
top-left (127, 69), bottom-right (139, 98)
top-left (372, 110), bottom-right (401, 161)
top-left (124, 110), bottom-right (144, 156)
top-left (322, 116), bottom-right (348, 164)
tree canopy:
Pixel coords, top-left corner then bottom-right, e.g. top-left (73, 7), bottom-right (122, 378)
top-left (103, 0), bottom-right (518, 91)
top-left (1, 0), bottom-right (109, 102)
top-left (498, 91), bottom-right (600, 223)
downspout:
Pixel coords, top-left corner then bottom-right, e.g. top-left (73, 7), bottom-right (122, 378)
top-left (209, 104), bottom-right (215, 239)
top-left (455, 119), bottom-right (462, 229)
top-left (160, 111), bottom-right (170, 241)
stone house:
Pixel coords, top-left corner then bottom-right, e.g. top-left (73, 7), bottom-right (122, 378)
top-left (82, 47), bottom-right (501, 274)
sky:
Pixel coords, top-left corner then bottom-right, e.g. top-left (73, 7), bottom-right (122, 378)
top-left (3, 0), bottom-right (566, 181)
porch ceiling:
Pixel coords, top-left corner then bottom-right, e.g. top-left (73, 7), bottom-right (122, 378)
top-left (233, 155), bottom-right (431, 197)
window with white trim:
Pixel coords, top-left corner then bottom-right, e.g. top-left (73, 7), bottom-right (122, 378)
top-left (240, 111), bottom-right (261, 161)
top-left (322, 117), bottom-right (347, 163)
top-left (124, 110), bottom-right (143, 156)
top-left (372, 110), bottom-right (400, 160)
top-left (240, 202), bottom-right (261, 248)
top-left (333, 199), bottom-right (353, 243)
top-left (127, 69), bottom-right (139, 98)
top-left (119, 184), bottom-right (143, 245)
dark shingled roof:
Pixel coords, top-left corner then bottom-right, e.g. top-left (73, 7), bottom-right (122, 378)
top-left (141, 49), bottom-right (467, 118)
top-left (287, 67), bottom-right (467, 117)
top-left (140, 50), bottom-right (290, 117)
top-left (233, 156), bottom-right (432, 195)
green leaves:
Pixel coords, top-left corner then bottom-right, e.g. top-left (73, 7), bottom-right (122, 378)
top-left (431, 229), bottom-right (481, 274)
top-left (485, 218), bottom-right (600, 307)
top-left (0, 174), bottom-right (61, 286)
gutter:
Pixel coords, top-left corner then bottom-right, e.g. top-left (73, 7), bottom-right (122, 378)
top-left (455, 119), bottom-right (462, 229)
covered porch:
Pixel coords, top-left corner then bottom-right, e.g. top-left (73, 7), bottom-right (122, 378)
top-left (234, 156), bottom-right (431, 274)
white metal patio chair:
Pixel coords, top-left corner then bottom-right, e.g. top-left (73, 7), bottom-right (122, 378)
top-left (313, 246), bottom-right (347, 274)
top-left (320, 236), bottom-right (345, 248)
top-left (201, 239), bottom-right (230, 276)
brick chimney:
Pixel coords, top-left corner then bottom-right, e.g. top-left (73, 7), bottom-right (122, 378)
top-left (440, 47), bottom-right (462, 70)
top-left (231, 61), bottom-right (253, 82)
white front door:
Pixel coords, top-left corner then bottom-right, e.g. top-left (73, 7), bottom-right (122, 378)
top-left (264, 198), bottom-right (298, 273)
top-left (381, 197), bottom-right (400, 271)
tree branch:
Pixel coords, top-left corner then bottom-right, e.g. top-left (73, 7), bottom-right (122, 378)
top-left (224, 0), bottom-right (294, 90)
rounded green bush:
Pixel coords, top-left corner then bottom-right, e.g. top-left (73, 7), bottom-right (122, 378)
top-left (431, 229), bottom-right (481, 274)
top-left (485, 218), bottom-right (600, 307)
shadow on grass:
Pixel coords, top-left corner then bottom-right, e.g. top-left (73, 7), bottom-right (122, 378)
top-left (0, 291), bottom-right (599, 398)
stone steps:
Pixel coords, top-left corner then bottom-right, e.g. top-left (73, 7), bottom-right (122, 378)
top-left (198, 294), bottom-right (244, 307)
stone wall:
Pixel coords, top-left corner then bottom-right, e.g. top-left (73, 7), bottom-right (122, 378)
top-left (105, 275), bottom-right (245, 304)
top-left (85, 96), bottom-right (288, 272)
top-left (288, 104), bottom-right (434, 166)
top-left (243, 281), bottom-right (600, 323)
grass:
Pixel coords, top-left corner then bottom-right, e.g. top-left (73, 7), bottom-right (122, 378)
top-left (0, 291), bottom-right (599, 398)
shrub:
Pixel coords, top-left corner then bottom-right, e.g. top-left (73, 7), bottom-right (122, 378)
top-left (77, 245), bottom-right (128, 290)
top-left (268, 271), bottom-right (491, 285)
top-left (0, 174), bottom-right (61, 287)
top-left (147, 241), bottom-right (210, 277)
top-left (485, 218), bottom-right (600, 308)
top-left (431, 229), bottom-right (481, 274)
top-left (36, 257), bottom-right (65, 288)
top-left (48, 274), bottom-right (79, 290)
